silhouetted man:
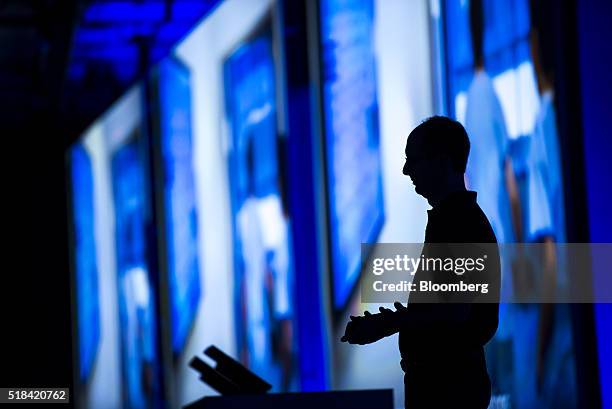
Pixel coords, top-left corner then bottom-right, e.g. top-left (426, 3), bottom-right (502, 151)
top-left (341, 116), bottom-right (500, 408)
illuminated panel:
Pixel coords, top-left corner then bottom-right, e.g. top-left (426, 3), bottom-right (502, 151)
top-left (320, 0), bottom-right (385, 309)
top-left (156, 57), bottom-right (201, 355)
top-left (70, 144), bottom-right (101, 382)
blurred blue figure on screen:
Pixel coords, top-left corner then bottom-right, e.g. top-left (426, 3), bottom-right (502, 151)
top-left (463, 0), bottom-right (522, 403)
top-left (521, 1), bottom-right (577, 407)
top-left (120, 266), bottom-right (156, 409)
top-left (464, 0), bottom-right (520, 247)
top-left (464, 0), bottom-right (520, 309)
top-left (527, 3), bottom-right (565, 247)
top-left (225, 36), bottom-right (295, 392)
top-left (112, 141), bottom-right (160, 409)
top-left (236, 135), bottom-right (294, 391)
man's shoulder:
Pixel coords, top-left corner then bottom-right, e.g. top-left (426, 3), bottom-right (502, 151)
top-left (426, 191), bottom-right (498, 243)
top-left (445, 202), bottom-right (497, 243)
top-left (465, 203), bottom-right (497, 242)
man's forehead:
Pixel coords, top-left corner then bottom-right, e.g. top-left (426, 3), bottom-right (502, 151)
top-left (405, 132), bottom-right (424, 153)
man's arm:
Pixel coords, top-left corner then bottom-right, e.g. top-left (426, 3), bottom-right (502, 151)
top-left (340, 311), bottom-right (397, 345)
top-left (341, 301), bottom-right (473, 345)
top-left (342, 242), bottom-right (500, 345)
top-left (380, 301), bottom-right (473, 333)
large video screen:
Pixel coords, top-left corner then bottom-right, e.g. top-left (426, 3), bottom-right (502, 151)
top-left (70, 144), bottom-right (101, 383)
top-left (442, 0), bottom-right (577, 407)
top-left (153, 57), bottom-right (201, 356)
top-left (320, 0), bottom-right (385, 310)
top-left (69, 85), bottom-right (165, 409)
top-left (111, 138), bottom-right (163, 409)
top-left (223, 32), bottom-right (298, 392)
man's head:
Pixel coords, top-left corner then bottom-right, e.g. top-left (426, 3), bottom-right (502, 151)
top-left (403, 116), bottom-right (470, 204)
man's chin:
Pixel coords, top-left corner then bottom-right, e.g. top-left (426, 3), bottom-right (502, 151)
top-left (414, 186), bottom-right (429, 199)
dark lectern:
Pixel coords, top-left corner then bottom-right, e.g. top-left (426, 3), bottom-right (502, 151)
top-left (184, 389), bottom-right (394, 409)
top-left (188, 346), bottom-right (272, 395)
top-left (186, 346), bottom-right (394, 409)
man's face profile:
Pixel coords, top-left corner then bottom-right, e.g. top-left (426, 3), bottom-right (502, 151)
top-left (403, 117), bottom-right (469, 204)
top-left (403, 134), bottom-right (439, 199)
top-left (403, 136), bottom-right (426, 195)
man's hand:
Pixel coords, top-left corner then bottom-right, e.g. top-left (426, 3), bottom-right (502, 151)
top-left (379, 301), bottom-right (407, 318)
top-left (340, 305), bottom-right (404, 345)
top-left (341, 312), bottom-right (385, 345)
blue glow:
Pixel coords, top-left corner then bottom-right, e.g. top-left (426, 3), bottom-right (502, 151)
top-left (73, 45), bottom-right (139, 60)
top-left (84, 2), bottom-right (166, 24)
top-left (170, 1), bottom-right (213, 20)
top-left (320, 0), bottom-right (385, 309)
top-left (69, 0), bottom-right (221, 84)
top-left (76, 25), bottom-right (164, 45)
top-left (156, 57), bottom-right (201, 355)
top-left (70, 144), bottom-right (101, 382)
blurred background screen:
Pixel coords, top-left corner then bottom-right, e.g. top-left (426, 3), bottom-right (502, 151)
top-left (224, 28), bottom-right (298, 392)
top-left (439, 0), bottom-right (577, 407)
top-left (319, 0), bottom-right (385, 310)
top-left (70, 144), bottom-right (101, 383)
top-left (152, 57), bottom-right (202, 357)
top-left (70, 85), bottom-right (165, 409)
top-left (111, 137), bottom-right (163, 409)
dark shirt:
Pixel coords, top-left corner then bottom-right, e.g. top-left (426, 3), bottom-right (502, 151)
top-left (398, 190), bottom-right (500, 363)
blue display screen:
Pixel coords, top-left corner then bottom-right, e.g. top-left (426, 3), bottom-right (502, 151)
top-left (225, 39), bottom-right (280, 204)
top-left (224, 35), bottom-right (298, 391)
top-left (442, 1), bottom-right (578, 407)
top-left (157, 57), bottom-right (201, 355)
top-left (320, 0), bottom-right (385, 309)
top-left (111, 138), bottom-right (163, 408)
top-left (70, 144), bottom-right (101, 382)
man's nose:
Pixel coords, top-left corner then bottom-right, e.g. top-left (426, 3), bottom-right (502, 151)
top-left (403, 161), bottom-right (411, 176)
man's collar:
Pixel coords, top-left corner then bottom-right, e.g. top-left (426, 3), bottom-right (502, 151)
top-left (428, 190), bottom-right (477, 216)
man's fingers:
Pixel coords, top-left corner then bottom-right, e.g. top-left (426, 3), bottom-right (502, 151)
top-left (364, 310), bottom-right (372, 316)
top-left (349, 315), bottom-right (358, 321)
top-left (394, 301), bottom-right (407, 311)
top-left (379, 306), bottom-right (393, 314)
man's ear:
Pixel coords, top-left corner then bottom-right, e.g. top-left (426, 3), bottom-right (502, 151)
top-left (434, 153), bottom-right (451, 168)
